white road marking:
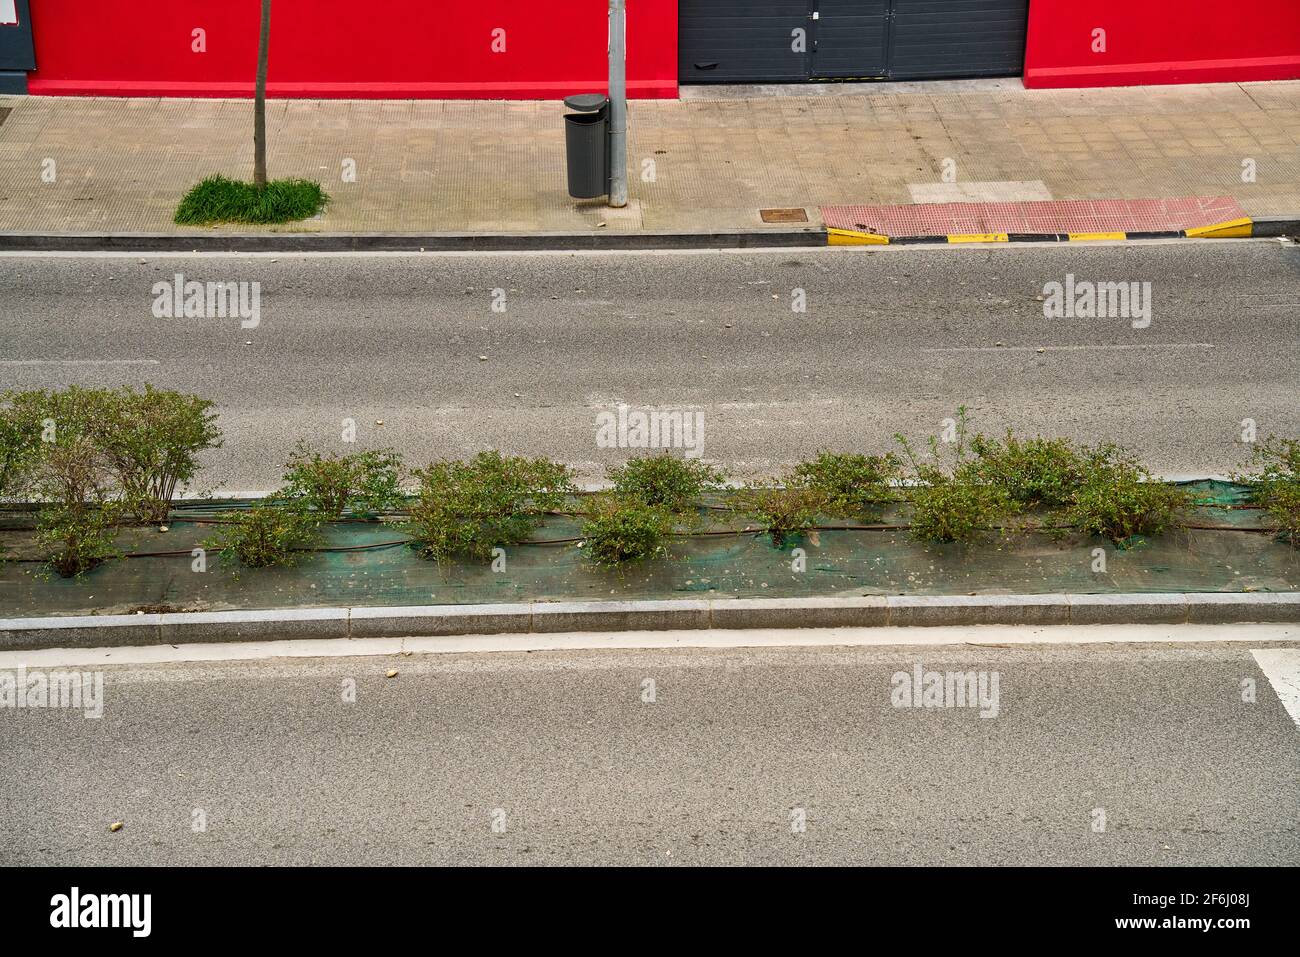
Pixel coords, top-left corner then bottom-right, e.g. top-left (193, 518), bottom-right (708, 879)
top-left (1, 624), bottom-right (1295, 670)
top-left (922, 344), bottom-right (1214, 353)
top-left (0, 359), bottom-right (160, 366)
top-left (1251, 648), bottom-right (1300, 729)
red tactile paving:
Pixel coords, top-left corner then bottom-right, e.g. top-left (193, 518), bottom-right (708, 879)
top-left (820, 196), bottom-right (1248, 236)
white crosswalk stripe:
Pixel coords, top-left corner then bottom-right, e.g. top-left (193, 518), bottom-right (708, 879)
top-left (1252, 649), bottom-right (1300, 729)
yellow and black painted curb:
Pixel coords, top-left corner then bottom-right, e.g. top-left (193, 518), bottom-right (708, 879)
top-left (827, 217), bottom-right (1255, 246)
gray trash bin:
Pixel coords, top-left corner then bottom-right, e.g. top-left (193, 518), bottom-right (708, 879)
top-left (563, 94), bottom-right (609, 199)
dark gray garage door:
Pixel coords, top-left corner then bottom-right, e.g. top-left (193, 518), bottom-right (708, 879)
top-left (0, 0), bottom-right (36, 71)
top-left (679, 0), bottom-right (1028, 84)
top-left (678, 1), bottom-right (810, 83)
top-left (890, 0), bottom-right (1029, 79)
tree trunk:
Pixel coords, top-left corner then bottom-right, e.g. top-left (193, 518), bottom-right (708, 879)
top-left (253, 0), bottom-right (272, 190)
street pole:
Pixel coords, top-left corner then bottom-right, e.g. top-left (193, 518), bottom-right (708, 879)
top-left (608, 0), bottom-right (628, 208)
top-left (253, 0), bottom-right (272, 190)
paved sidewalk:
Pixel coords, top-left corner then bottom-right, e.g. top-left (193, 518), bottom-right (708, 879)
top-left (0, 80), bottom-right (1297, 234)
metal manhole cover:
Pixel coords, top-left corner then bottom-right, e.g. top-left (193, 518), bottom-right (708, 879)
top-left (760, 207), bottom-right (809, 224)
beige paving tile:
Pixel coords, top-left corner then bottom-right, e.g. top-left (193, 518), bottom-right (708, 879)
top-left (0, 81), bottom-right (1296, 233)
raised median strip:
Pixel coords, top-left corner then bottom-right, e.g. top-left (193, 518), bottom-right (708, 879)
top-left (2, 593), bottom-right (1298, 652)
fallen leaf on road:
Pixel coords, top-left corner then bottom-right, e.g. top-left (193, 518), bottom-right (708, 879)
top-left (109, 822), bottom-right (123, 832)
top-left (385, 669), bottom-right (398, 679)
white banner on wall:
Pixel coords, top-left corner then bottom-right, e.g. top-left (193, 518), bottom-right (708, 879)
top-left (0, 0), bottom-right (17, 27)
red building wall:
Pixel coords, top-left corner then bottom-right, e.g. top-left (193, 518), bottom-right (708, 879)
top-left (25, 0), bottom-right (678, 99)
top-left (1025, 0), bottom-right (1300, 88)
top-left (23, 1), bottom-right (1300, 97)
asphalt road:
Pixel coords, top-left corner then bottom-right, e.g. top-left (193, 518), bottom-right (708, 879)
top-left (1, 241), bottom-right (1297, 488)
top-left (1, 642), bottom-right (1297, 866)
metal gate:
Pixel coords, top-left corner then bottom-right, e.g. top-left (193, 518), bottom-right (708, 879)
top-left (679, 0), bottom-right (1028, 84)
top-left (889, 0), bottom-right (1029, 79)
top-left (811, 0), bottom-right (889, 79)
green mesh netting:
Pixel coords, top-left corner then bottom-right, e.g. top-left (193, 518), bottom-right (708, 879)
top-left (1, 482), bottom-right (1295, 618)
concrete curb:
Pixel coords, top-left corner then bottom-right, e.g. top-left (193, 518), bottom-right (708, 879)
top-left (1250, 216), bottom-right (1300, 238)
top-left (0, 217), bottom-right (1293, 254)
top-left (2, 593), bottom-right (1298, 651)
top-left (0, 230), bottom-right (827, 253)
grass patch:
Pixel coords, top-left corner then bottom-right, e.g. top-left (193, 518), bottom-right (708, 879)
top-left (174, 175), bottom-right (328, 226)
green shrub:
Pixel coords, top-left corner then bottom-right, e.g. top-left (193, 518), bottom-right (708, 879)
top-left (37, 504), bottom-right (122, 578)
top-left (580, 494), bottom-right (673, 566)
top-left (281, 445), bottom-right (404, 519)
top-left (893, 405), bottom-right (973, 487)
top-left (96, 386), bottom-right (222, 524)
top-left (3, 386), bottom-right (220, 524)
top-left (731, 481), bottom-right (825, 547)
top-left (966, 432), bottom-right (1087, 508)
top-left (789, 451), bottom-right (900, 518)
top-left (5, 389), bottom-right (125, 573)
top-left (174, 175), bottom-right (329, 226)
top-left (3, 387), bottom-right (118, 507)
top-left (894, 406), bottom-right (1011, 543)
top-left (1237, 436), bottom-right (1300, 547)
top-left (207, 502), bottom-right (321, 568)
top-left (905, 476), bottom-right (1011, 544)
top-left (607, 454), bottom-right (726, 514)
top-left (402, 451), bottom-right (576, 561)
top-left (1256, 482), bottom-right (1300, 548)
top-left (1059, 451), bottom-right (1188, 545)
top-left (0, 405), bottom-right (39, 501)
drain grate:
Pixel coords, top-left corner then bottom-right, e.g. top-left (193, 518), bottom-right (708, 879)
top-left (760, 207), bottom-right (809, 224)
